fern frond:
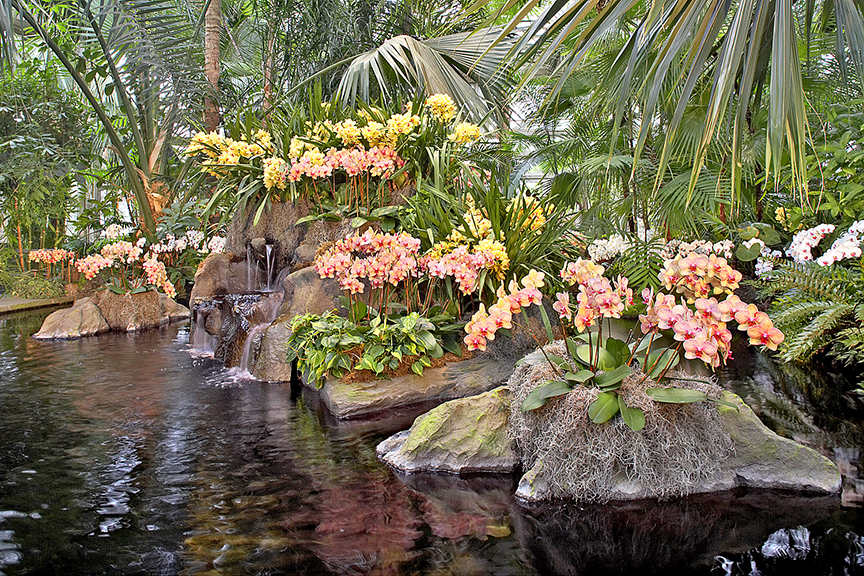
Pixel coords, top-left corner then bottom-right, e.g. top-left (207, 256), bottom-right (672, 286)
top-left (780, 303), bottom-right (854, 363)
top-left (760, 260), bottom-right (857, 303)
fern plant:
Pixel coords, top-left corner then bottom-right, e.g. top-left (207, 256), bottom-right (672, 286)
top-left (758, 259), bottom-right (864, 365)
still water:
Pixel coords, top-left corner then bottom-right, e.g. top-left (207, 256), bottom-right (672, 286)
top-left (1, 307), bottom-right (864, 575)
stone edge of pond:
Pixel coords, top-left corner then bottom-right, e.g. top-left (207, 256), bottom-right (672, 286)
top-left (0, 295), bottom-right (74, 315)
top-left (377, 387), bottom-right (843, 503)
top-left (308, 356), bottom-right (518, 420)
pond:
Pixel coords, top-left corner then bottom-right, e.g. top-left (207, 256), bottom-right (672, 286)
top-left (2, 307), bottom-right (864, 575)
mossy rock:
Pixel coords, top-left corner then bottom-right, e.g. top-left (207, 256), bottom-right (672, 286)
top-left (377, 387), bottom-right (518, 473)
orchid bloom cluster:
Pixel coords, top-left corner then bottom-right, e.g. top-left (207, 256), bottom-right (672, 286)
top-left (554, 259), bottom-right (634, 332)
top-left (100, 240), bottom-right (143, 264)
top-left (816, 220), bottom-right (864, 266)
top-left (142, 255), bottom-right (175, 298)
top-left (420, 238), bottom-right (509, 294)
top-left (284, 145), bottom-right (405, 184)
top-left (658, 253), bottom-right (743, 301)
top-left (315, 230), bottom-right (421, 294)
top-left (425, 94), bottom-right (457, 122)
top-left (786, 223), bottom-right (835, 263)
top-left (103, 224), bottom-right (127, 240)
top-left (29, 248), bottom-right (74, 265)
top-left (449, 122), bottom-right (482, 144)
top-left (463, 270), bottom-right (546, 351)
top-left (638, 290), bottom-right (782, 367)
top-left (75, 254), bottom-right (114, 280)
top-left (184, 130), bottom-right (273, 177)
top-left (660, 238), bottom-right (734, 260)
top-left (148, 230), bottom-right (223, 255)
top-left (588, 234), bottom-right (632, 262)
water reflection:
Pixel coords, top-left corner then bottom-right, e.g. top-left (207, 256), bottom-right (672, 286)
top-left (2, 309), bottom-right (864, 575)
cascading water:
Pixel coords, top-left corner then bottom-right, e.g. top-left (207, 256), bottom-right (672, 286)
top-left (264, 244), bottom-right (274, 291)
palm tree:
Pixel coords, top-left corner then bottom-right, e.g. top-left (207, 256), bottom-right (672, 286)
top-left (1, 0), bottom-right (206, 236)
top-left (459, 0), bottom-right (864, 207)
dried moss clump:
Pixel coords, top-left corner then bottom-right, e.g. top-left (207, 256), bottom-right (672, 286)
top-left (508, 341), bottom-right (733, 502)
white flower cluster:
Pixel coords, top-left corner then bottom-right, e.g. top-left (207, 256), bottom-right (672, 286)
top-left (588, 234), bottom-right (631, 261)
top-left (660, 239), bottom-right (734, 260)
top-left (149, 230), bottom-right (216, 255)
top-left (786, 224), bottom-right (835, 263)
top-left (816, 220), bottom-right (864, 266)
top-left (207, 236), bottom-right (226, 254)
top-left (103, 224), bottom-right (126, 240)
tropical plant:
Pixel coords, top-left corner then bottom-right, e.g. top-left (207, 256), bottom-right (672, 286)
top-left (758, 258), bottom-right (864, 365)
top-left (403, 155), bottom-right (580, 301)
top-left (1, 0), bottom-right (206, 236)
top-left (184, 93), bottom-right (484, 225)
top-left (466, 0), bottom-right (864, 206)
top-left (285, 307), bottom-right (459, 384)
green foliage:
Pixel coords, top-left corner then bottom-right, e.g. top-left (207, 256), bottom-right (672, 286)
top-left (0, 270), bottom-right (65, 299)
top-left (758, 259), bottom-right (864, 364)
top-left (286, 308), bottom-right (459, 386)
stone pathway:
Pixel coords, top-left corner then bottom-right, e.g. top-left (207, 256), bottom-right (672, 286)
top-left (0, 295), bottom-right (74, 315)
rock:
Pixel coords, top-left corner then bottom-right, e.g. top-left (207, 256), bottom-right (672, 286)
top-left (159, 293), bottom-right (190, 323)
top-left (316, 356), bottom-right (516, 419)
top-left (250, 267), bottom-right (343, 381)
top-left (275, 266), bottom-right (343, 320)
top-left (92, 290), bottom-right (164, 332)
top-left (189, 252), bottom-right (250, 304)
top-left (293, 219), bottom-right (353, 264)
top-left (715, 392), bottom-right (842, 492)
top-left (224, 202), bottom-right (310, 273)
top-left (251, 317), bottom-right (294, 382)
top-left (33, 297), bottom-right (109, 339)
top-left (515, 391), bottom-right (841, 502)
top-left (377, 387), bottom-right (517, 473)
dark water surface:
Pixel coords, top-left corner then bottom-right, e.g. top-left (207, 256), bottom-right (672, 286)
top-left (2, 308), bottom-right (864, 575)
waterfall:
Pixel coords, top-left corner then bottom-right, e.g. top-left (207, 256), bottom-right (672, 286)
top-left (264, 244), bottom-right (274, 291)
top-left (246, 245), bottom-right (256, 292)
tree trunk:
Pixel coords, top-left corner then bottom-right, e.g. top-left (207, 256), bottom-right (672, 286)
top-left (203, 0), bottom-right (221, 132)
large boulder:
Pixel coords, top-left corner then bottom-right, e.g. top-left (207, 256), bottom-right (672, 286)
top-left (159, 293), bottom-right (190, 323)
top-left (377, 387), bottom-right (518, 473)
top-left (33, 297), bottom-right (109, 339)
top-left (314, 356), bottom-right (517, 420)
top-left (515, 391), bottom-right (841, 502)
top-left (92, 290), bottom-right (164, 332)
top-left (189, 252), bottom-right (250, 304)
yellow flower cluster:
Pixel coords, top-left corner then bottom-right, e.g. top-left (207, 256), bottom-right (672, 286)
top-left (263, 157), bottom-right (288, 190)
top-left (334, 119), bottom-right (361, 147)
top-left (386, 113), bottom-right (421, 139)
top-left (184, 130), bottom-right (273, 177)
top-left (425, 94), bottom-right (457, 122)
top-left (361, 121), bottom-right (391, 148)
top-left (514, 195), bottom-right (547, 233)
top-left (427, 199), bottom-right (510, 280)
top-left (448, 122), bottom-right (482, 144)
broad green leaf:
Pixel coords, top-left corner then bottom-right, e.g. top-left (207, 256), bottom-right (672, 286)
top-left (646, 388), bottom-right (708, 403)
top-left (594, 365), bottom-right (632, 389)
top-left (521, 380), bottom-right (573, 411)
top-left (604, 337), bottom-right (629, 364)
top-left (576, 345), bottom-right (617, 371)
top-left (619, 395), bottom-right (646, 431)
top-left (415, 330), bottom-right (437, 351)
top-left (588, 391), bottom-right (620, 423)
top-left (564, 370), bottom-right (594, 383)
top-left (642, 348), bottom-right (680, 379)
top-left (735, 243), bottom-right (763, 262)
